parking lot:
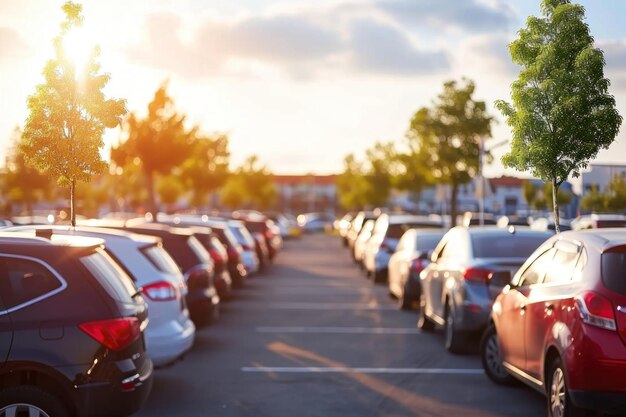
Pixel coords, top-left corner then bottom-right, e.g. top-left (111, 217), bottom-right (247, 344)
top-left (136, 234), bottom-right (545, 417)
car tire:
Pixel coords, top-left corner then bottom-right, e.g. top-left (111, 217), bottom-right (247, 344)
top-left (444, 300), bottom-right (467, 354)
top-left (417, 292), bottom-right (435, 332)
top-left (546, 357), bottom-right (586, 417)
top-left (0, 385), bottom-right (70, 417)
top-left (399, 280), bottom-right (415, 310)
top-left (480, 324), bottom-right (515, 385)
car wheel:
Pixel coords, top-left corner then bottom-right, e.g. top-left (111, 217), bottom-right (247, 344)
top-left (398, 280), bottom-right (415, 310)
top-left (480, 324), bottom-right (515, 385)
top-left (0, 386), bottom-right (70, 417)
top-left (547, 357), bottom-right (585, 417)
top-left (373, 269), bottom-right (386, 284)
top-left (444, 300), bottom-right (467, 354)
top-left (417, 292), bottom-right (435, 332)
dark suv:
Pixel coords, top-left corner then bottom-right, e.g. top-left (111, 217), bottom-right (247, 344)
top-left (0, 231), bottom-right (153, 417)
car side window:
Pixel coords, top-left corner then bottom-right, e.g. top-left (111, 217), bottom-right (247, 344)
top-left (518, 248), bottom-right (556, 287)
top-left (0, 257), bottom-right (63, 310)
top-left (543, 248), bottom-right (580, 284)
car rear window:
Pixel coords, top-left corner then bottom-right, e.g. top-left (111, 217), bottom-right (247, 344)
top-left (602, 252), bottom-right (626, 295)
top-left (388, 223), bottom-right (441, 239)
top-left (416, 233), bottom-right (445, 251)
top-left (81, 248), bottom-right (137, 303)
top-left (597, 220), bottom-right (626, 228)
top-left (142, 244), bottom-right (181, 275)
top-left (187, 236), bottom-right (211, 264)
top-left (471, 234), bottom-right (549, 259)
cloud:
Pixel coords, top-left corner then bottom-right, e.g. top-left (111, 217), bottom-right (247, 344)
top-left (0, 27), bottom-right (30, 63)
top-left (456, 35), bottom-right (519, 79)
top-left (374, 0), bottom-right (515, 34)
top-left (126, 9), bottom-right (449, 79)
top-left (348, 19), bottom-right (448, 75)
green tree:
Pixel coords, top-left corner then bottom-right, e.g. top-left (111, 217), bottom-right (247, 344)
top-left (497, 0), bottom-right (622, 232)
top-left (4, 127), bottom-right (51, 216)
top-left (407, 79), bottom-right (493, 226)
top-left (580, 184), bottom-right (605, 213)
top-left (523, 180), bottom-right (538, 214)
top-left (180, 133), bottom-right (230, 209)
top-left (220, 156), bottom-right (277, 210)
top-left (605, 175), bottom-right (626, 212)
top-left (111, 83), bottom-right (193, 215)
top-left (21, 2), bottom-right (126, 226)
top-left (544, 182), bottom-right (573, 210)
top-left (156, 175), bottom-right (184, 212)
top-left (363, 142), bottom-right (395, 207)
top-left (336, 154), bottom-right (368, 209)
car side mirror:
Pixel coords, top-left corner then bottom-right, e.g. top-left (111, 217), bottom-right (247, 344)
top-left (488, 271), bottom-right (512, 287)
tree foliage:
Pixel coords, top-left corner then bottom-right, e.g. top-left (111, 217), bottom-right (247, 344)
top-left (407, 79), bottom-right (492, 226)
top-left (112, 82), bottom-right (193, 214)
top-left (180, 134), bottom-right (230, 208)
top-left (21, 2), bottom-right (126, 225)
top-left (497, 0), bottom-right (622, 232)
top-left (580, 175), bottom-right (626, 213)
top-left (4, 128), bottom-right (51, 216)
top-left (220, 156), bottom-right (277, 210)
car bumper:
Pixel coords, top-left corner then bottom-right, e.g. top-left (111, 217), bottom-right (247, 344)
top-left (187, 287), bottom-right (220, 326)
top-left (74, 357), bottom-right (153, 417)
top-left (147, 318), bottom-right (196, 367)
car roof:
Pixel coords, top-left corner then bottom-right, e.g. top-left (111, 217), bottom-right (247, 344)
top-left (1, 225), bottom-right (160, 246)
top-left (560, 228), bottom-right (626, 253)
top-left (0, 231), bottom-right (104, 248)
top-left (457, 225), bottom-right (553, 237)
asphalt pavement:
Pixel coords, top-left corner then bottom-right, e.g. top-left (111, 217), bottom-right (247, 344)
top-left (134, 233), bottom-right (546, 417)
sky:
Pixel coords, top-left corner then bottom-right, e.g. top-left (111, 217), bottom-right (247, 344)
top-left (2, 0), bottom-right (626, 180)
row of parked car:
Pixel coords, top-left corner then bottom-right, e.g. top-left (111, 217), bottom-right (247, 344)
top-left (338, 210), bottom-right (626, 417)
top-left (0, 210), bottom-right (289, 417)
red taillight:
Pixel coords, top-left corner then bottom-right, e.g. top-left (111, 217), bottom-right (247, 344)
top-left (462, 268), bottom-right (492, 284)
top-left (576, 291), bottom-right (617, 331)
top-left (411, 258), bottom-right (428, 272)
top-left (242, 243), bottom-right (253, 251)
top-left (264, 230), bottom-right (273, 240)
top-left (142, 281), bottom-right (178, 301)
top-left (79, 317), bottom-right (141, 351)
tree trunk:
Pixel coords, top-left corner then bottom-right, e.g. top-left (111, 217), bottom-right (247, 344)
top-left (552, 177), bottom-right (561, 234)
top-left (146, 170), bottom-right (157, 217)
top-left (450, 181), bottom-right (459, 228)
top-left (70, 179), bottom-right (76, 227)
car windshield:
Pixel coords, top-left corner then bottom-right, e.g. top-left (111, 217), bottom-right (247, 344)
top-left (142, 243), bottom-right (181, 275)
top-left (81, 248), bottom-right (137, 303)
top-left (602, 252), bottom-right (626, 295)
top-left (388, 223), bottom-right (440, 239)
top-left (471, 234), bottom-right (549, 259)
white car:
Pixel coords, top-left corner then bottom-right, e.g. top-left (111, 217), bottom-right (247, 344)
top-left (3, 225), bottom-right (196, 367)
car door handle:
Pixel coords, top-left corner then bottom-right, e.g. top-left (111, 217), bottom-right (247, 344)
top-left (545, 303), bottom-right (554, 314)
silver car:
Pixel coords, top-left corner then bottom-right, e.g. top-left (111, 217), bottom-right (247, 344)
top-left (418, 226), bottom-right (552, 353)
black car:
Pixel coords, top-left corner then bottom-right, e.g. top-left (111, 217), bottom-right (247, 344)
top-left (0, 231), bottom-right (153, 417)
top-left (98, 221), bottom-right (220, 327)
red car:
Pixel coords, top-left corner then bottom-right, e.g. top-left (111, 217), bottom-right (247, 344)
top-left (482, 229), bottom-right (626, 417)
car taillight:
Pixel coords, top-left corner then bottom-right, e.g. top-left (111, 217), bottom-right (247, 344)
top-left (79, 317), bottom-right (141, 351)
top-left (242, 243), bottom-right (253, 251)
top-left (411, 258), bottom-right (429, 272)
top-left (264, 230), bottom-right (273, 240)
top-left (462, 267), bottom-right (492, 284)
top-left (576, 291), bottom-right (617, 331)
top-left (227, 247), bottom-right (240, 262)
top-left (142, 281), bottom-right (179, 301)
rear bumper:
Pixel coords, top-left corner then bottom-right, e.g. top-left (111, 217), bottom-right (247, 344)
top-left (148, 318), bottom-right (195, 367)
top-left (187, 288), bottom-right (220, 326)
top-left (75, 357), bottom-right (153, 417)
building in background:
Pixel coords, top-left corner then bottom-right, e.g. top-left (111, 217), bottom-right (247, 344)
top-left (582, 163), bottom-right (626, 194)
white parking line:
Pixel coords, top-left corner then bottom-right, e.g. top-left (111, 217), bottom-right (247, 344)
top-left (241, 366), bottom-right (484, 375)
top-left (268, 302), bottom-right (396, 310)
top-left (256, 326), bottom-right (422, 334)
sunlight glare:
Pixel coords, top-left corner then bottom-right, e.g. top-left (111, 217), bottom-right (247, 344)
top-left (62, 27), bottom-right (93, 76)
